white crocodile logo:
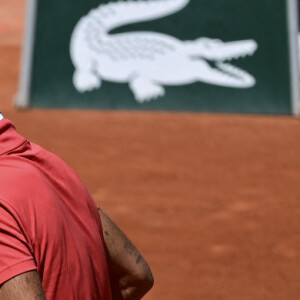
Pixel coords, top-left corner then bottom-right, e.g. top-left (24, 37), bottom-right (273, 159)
top-left (70, 0), bottom-right (258, 103)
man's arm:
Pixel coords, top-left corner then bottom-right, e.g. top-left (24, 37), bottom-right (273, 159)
top-left (0, 271), bottom-right (46, 300)
top-left (98, 208), bottom-right (154, 300)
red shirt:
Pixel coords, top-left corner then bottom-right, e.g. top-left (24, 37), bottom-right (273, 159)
top-left (0, 118), bottom-right (112, 300)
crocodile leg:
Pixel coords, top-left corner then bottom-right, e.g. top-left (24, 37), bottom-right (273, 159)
top-left (72, 65), bottom-right (102, 92)
top-left (129, 76), bottom-right (165, 103)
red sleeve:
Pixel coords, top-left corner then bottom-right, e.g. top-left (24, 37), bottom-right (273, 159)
top-left (0, 205), bottom-right (37, 285)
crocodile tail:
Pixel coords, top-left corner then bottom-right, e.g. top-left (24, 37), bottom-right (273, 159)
top-left (87, 0), bottom-right (190, 32)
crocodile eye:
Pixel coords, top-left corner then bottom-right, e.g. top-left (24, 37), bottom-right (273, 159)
top-left (202, 40), bottom-right (213, 49)
top-left (212, 39), bottom-right (222, 46)
top-left (198, 38), bottom-right (223, 49)
top-left (207, 39), bottom-right (222, 48)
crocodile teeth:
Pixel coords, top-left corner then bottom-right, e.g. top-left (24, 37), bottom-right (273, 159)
top-left (216, 62), bottom-right (250, 78)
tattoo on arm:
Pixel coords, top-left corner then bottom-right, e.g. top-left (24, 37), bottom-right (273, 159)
top-left (136, 255), bottom-right (142, 264)
top-left (124, 240), bottom-right (134, 255)
top-left (124, 241), bottom-right (143, 264)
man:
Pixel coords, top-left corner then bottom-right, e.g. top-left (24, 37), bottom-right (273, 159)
top-left (0, 113), bottom-right (153, 299)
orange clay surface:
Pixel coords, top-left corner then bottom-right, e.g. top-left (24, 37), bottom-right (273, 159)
top-left (1, 1), bottom-right (300, 299)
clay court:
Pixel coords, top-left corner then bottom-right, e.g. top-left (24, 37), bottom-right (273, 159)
top-left (1, 1), bottom-right (300, 299)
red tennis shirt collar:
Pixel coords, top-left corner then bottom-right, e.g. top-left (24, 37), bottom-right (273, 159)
top-left (0, 117), bottom-right (27, 156)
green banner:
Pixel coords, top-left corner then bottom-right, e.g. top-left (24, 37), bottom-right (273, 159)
top-left (17, 0), bottom-right (300, 114)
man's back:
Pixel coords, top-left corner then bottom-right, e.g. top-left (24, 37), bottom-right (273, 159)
top-left (0, 118), bottom-right (112, 299)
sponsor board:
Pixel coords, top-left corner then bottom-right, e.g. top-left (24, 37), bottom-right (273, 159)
top-left (16, 0), bottom-right (300, 114)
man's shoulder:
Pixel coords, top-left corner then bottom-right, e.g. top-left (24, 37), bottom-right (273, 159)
top-left (0, 156), bottom-right (46, 198)
top-left (0, 155), bottom-right (41, 177)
